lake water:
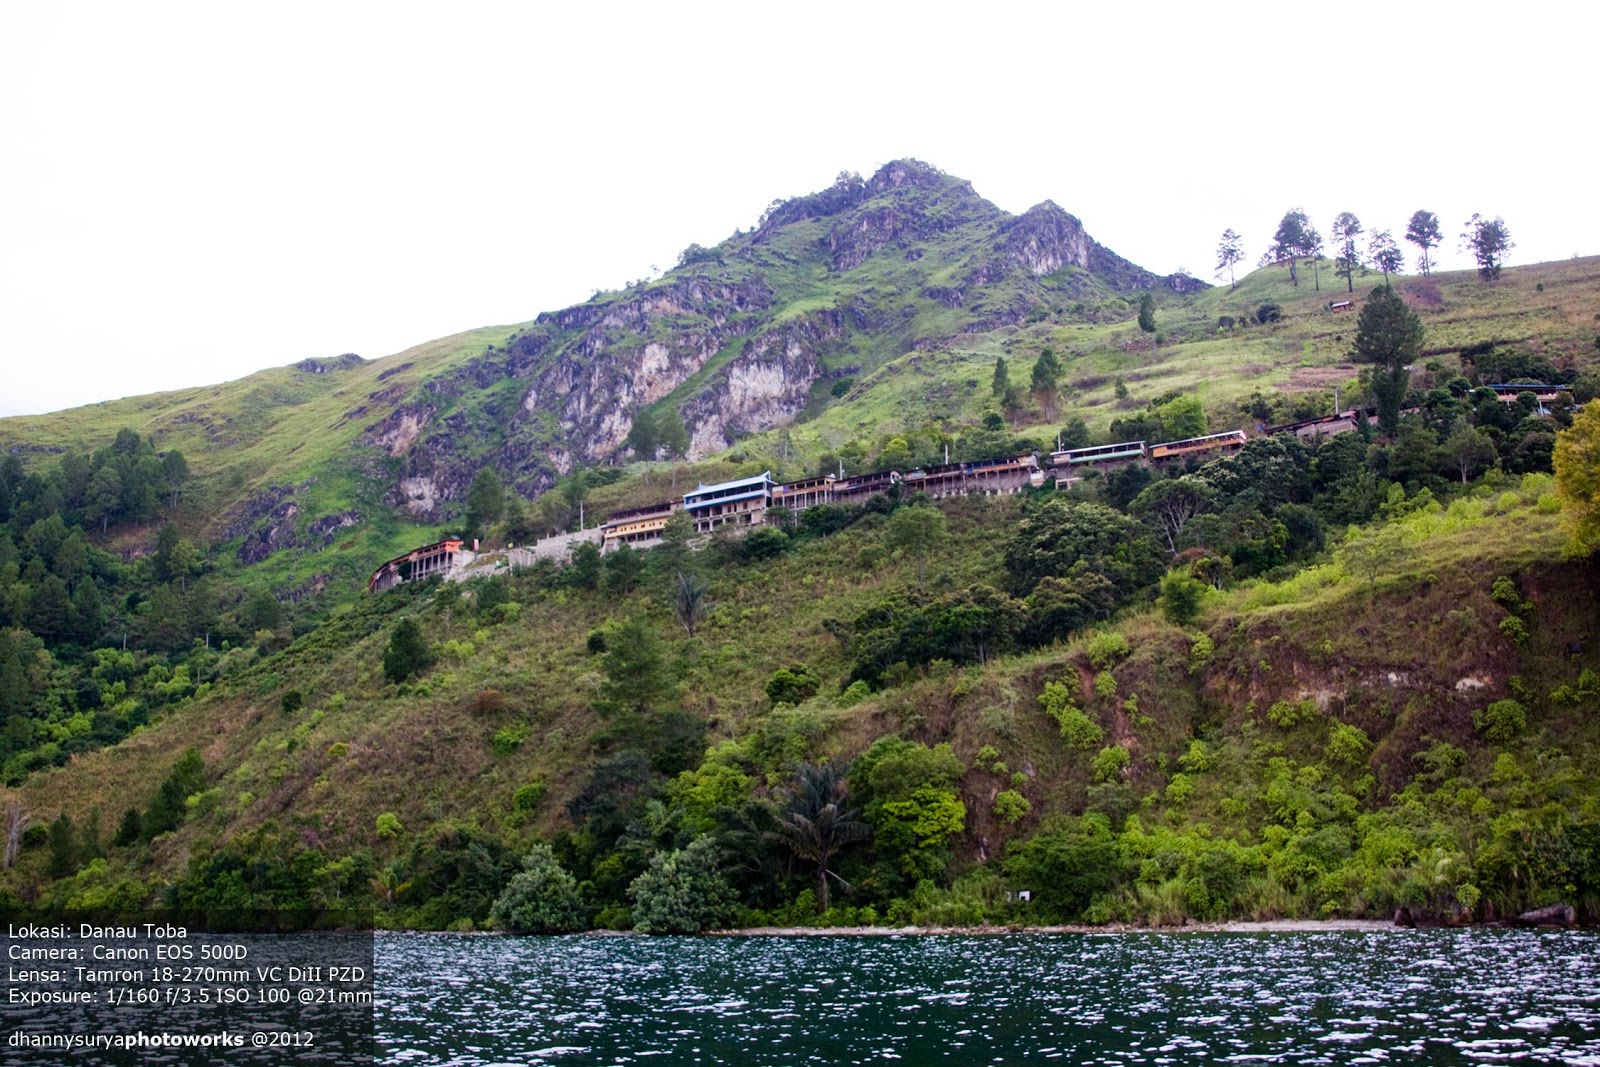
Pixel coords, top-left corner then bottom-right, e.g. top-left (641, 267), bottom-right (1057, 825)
top-left (375, 929), bottom-right (1600, 1065)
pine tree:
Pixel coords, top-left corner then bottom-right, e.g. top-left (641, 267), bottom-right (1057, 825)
top-left (1351, 285), bottom-right (1425, 436)
top-left (1215, 229), bottom-right (1244, 289)
top-left (1405, 210), bottom-right (1442, 276)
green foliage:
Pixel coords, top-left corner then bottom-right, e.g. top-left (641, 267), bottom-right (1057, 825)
top-left (1474, 699), bottom-right (1527, 743)
top-left (740, 527), bottom-right (790, 562)
top-left (666, 755), bottom-right (751, 836)
top-left (383, 617), bottom-right (433, 684)
top-left (567, 542), bottom-right (602, 590)
top-left (144, 748), bottom-right (205, 839)
top-left (1461, 214), bottom-right (1514, 281)
top-left (884, 505), bottom-right (949, 584)
top-left (671, 571), bottom-right (712, 638)
top-left (464, 468), bottom-right (505, 540)
top-left (1188, 632), bottom-right (1214, 674)
top-left (1406, 210), bottom-right (1441, 275)
top-left (853, 738), bottom-right (966, 886)
top-left (1158, 570), bottom-right (1207, 624)
top-left (1555, 402), bottom-right (1600, 551)
top-left (1005, 498), bottom-right (1162, 601)
top-left (1351, 285), bottom-right (1424, 435)
top-left (765, 665), bottom-right (820, 707)
top-left (1325, 722), bottom-right (1372, 766)
top-left (490, 725), bottom-right (529, 756)
top-left (490, 843), bottom-right (586, 934)
top-left (1489, 576), bottom-right (1523, 611)
top-left (1137, 293), bottom-right (1156, 334)
top-left (1177, 740), bottom-right (1217, 773)
top-left (512, 780), bottom-right (548, 812)
top-left (628, 836), bottom-right (739, 934)
top-left (1005, 814), bottom-right (1118, 922)
top-left (1499, 616), bottom-right (1529, 645)
top-left (375, 812), bottom-right (403, 839)
top-left (993, 789), bottom-right (1031, 824)
top-left (1090, 745), bottom-right (1130, 783)
top-left (280, 689), bottom-right (304, 714)
top-left (1084, 630), bottom-right (1131, 670)
top-left (597, 616), bottom-right (672, 715)
top-left (772, 761), bottom-right (869, 912)
top-left (47, 813), bottom-right (79, 879)
top-left (1040, 681), bottom-right (1103, 749)
top-left (1267, 699), bottom-right (1318, 729)
top-left (991, 357), bottom-right (1009, 398)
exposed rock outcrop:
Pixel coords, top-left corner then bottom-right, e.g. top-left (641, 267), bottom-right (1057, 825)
top-left (681, 310), bottom-right (843, 459)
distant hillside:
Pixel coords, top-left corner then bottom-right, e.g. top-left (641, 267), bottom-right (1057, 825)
top-left (0, 161), bottom-right (1208, 585)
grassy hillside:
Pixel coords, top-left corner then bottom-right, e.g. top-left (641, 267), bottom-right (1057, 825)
top-left (2, 163), bottom-right (1597, 931)
top-left (7, 469), bottom-right (1598, 928)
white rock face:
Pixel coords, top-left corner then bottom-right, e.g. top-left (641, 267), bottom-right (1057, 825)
top-left (370, 410), bottom-right (431, 456)
top-left (399, 476), bottom-right (440, 516)
top-left (688, 415), bottom-right (727, 461)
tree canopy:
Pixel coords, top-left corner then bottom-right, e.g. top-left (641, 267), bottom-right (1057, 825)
top-left (1405, 210), bottom-right (1441, 275)
top-left (1350, 285), bottom-right (1425, 435)
top-left (1462, 214), bottom-right (1514, 281)
top-left (1331, 212), bottom-right (1365, 293)
top-left (1555, 402), bottom-right (1600, 551)
top-left (1215, 229), bottom-right (1244, 290)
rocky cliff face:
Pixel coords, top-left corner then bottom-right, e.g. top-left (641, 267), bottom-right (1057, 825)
top-left (681, 310), bottom-right (843, 459)
top-left (337, 158), bottom-right (1206, 522)
top-left (1003, 201), bottom-right (1204, 292)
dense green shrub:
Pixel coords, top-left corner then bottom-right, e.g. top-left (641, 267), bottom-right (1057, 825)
top-left (628, 837), bottom-right (739, 934)
top-left (490, 844), bottom-right (586, 934)
top-left (490, 725), bottom-right (529, 756)
top-left (765, 666), bottom-right (820, 707)
top-left (1004, 814), bottom-right (1119, 922)
top-left (993, 790), bottom-right (1031, 824)
top-left (1085, 630), bottom-right (1132, 670)
top-left (1040, 681), bottom-right (1102, 749)
top-left (383, 617), bottom-right (433, 684)
top-left (512, 780), bottom-right (547, 812)
top-left (1325, 722), bottom-right (1372, 766)
top-left (1475, 699), bottom-right (1527, 743)
top-left (1091, 746), bottom-right (1130, 783)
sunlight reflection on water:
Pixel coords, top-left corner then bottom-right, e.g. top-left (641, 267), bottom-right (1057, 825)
top-left (375, 929), bottom-right (1600, 1066)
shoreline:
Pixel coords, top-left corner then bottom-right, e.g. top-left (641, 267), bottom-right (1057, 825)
top-left (711, 919), bottom-right (1395, 936)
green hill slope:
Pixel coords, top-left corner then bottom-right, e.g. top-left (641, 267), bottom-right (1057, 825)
top-left (3, 163), bottom-right (1599, 932)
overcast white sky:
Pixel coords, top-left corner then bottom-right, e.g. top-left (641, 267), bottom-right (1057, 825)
top-left (1, 2), bottom-right (1592, 417)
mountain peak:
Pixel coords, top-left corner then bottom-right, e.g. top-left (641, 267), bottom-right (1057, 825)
top-left (865, 158), bottom-right (946, 192)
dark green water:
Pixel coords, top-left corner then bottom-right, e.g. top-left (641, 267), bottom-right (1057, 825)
top-left (375, 929), bottom-right (1600, 1065)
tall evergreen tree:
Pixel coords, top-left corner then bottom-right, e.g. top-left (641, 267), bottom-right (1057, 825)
top-left (1137, 293), bottom-right (1157, 334)
top-left (1331, 212), bottom-right (1365, 293)
top-left (1351, 285), bottom-right (1425, 436)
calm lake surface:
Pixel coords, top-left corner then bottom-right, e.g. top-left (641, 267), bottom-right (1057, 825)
top-left (375, 929), bottom-right (1600, 1066)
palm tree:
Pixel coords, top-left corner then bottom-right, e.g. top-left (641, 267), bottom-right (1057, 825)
top-left (772, 762), bottom-right (869, 913)
top-left (672, 570), bottom-right (711, 638)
